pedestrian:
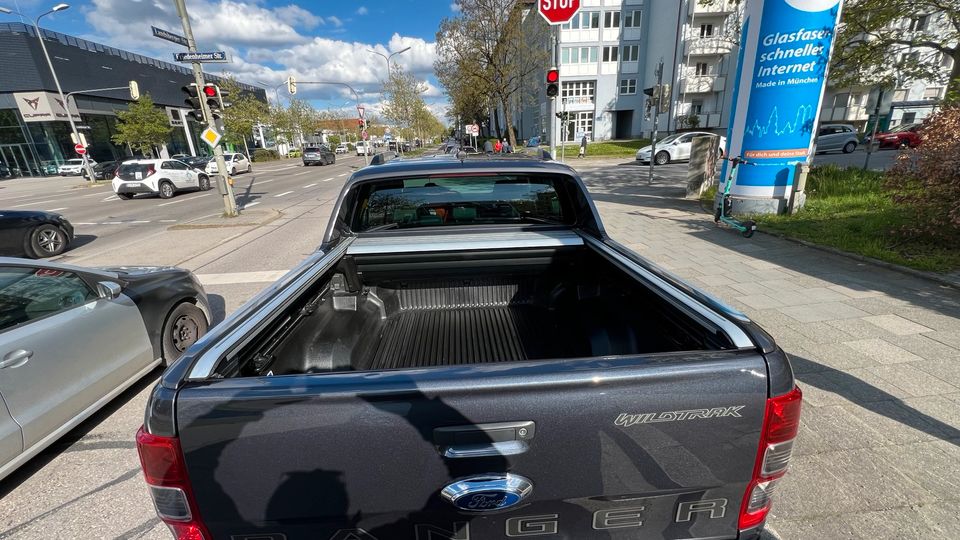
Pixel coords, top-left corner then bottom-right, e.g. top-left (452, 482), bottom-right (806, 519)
top-left (483, 139), bottom-right (494, 154)
top-left (579, 134), bottom-right (588, 158)
top-left (504, 139), bottom-right (512, 153)
top-left (494, 139), bottom-right (503, 153)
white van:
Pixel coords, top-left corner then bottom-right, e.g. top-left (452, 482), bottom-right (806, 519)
top-left (356, 141), bottom-right (370, 156)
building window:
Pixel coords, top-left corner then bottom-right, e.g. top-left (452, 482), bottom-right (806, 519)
top-left (561, 47), bottom-right (598, 64)
top-left (700, 24), bottom-right (714, 37)
top-left (562, 11), bottom-right (600, 29)
top-left (624, 10), bottom-right (642, 28)
top-left (602, 46), bottom-right (619, 62)
top-left (893, 88), bottom-right (909, 101)
top-left (562, 81), bottom-right (596, 104)
top-left (923, 87), bottom-right (943, 100)
top-left (901, 112), bottom-right (917, 124)
top-left (908, 14), bottom-right (929, 31)
top-left (832, 92), bottom-right (850, 107)
top-left (604, 11), bottom-right (620, 28)
top-left (695, 62), bottom-right (710, 76)
top-left (565, 112), bottom-right (594, 140)
top-left (691, 100), bottom-right (704, 114)
top-left (619, 79), bottom-right (637, 94)
top-left (621, 45), bottom-right (639, 62)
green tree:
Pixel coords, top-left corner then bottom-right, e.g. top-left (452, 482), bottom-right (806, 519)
top-left (218, 75), bottom-right (268, 156)
top-left (112, 94), bottom-right (170, 156)
top-left (381, 65), bottom-right (428, 139)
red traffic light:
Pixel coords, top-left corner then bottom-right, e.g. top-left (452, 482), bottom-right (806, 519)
top-left (203, 84), bottom-right (218, 97)
top-left (546, 69), bottom-right (559, 83)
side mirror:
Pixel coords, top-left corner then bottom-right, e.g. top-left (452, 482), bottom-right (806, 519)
top-left (96, 281), bottom-right (122, 300)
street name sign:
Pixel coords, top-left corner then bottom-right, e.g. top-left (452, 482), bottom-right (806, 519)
top-left (152, 26), bottom-right (189, 47)
top-left (174, 51), bottom-right (229, 63)
top-left (538, 0), bottom-right (580, 25)
top-left (200, 127), bottom-right (222, 148)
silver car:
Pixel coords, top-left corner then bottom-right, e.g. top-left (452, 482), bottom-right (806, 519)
top-left (0, 258), bottom-right (209, 481)
top-left (815, 124), bottom-right (859, 154)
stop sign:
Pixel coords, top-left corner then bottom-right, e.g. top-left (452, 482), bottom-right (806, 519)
top-left (74, 143), bottom-right (86, 155)
top-left (538, 0), bottom-right (580, 25)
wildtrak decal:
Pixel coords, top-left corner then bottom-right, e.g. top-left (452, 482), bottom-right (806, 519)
top-left (615, 406), bottom-right (745, 427)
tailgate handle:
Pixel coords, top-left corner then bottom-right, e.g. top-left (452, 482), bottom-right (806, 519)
top-left (433, 421), bottom-right (535, 459)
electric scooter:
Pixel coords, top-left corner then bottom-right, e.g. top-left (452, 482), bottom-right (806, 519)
top-left (714, 156), bottom-right (758, 238)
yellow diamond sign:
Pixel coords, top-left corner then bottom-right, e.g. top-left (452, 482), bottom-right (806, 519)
top-left (200, 127), bottom-right (222, 148)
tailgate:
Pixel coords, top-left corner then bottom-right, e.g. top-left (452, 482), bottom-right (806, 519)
top-left (177, 352), bottom-right (767, 540)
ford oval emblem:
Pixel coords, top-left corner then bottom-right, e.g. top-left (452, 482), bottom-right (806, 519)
top-left (441, 474), bottom-right (533, 512)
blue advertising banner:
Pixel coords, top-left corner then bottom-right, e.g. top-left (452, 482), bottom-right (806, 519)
top-left (724, 0), bottom-right (843, 199)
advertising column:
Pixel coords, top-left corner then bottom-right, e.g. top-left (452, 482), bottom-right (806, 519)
top-left (722, 0), bottom-right (843, 214)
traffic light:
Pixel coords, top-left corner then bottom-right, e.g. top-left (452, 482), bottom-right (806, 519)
top-left (546, 68), bottom-right (559, 98)
top-left (182, 83), bottom-right (204, 122)
top-left (658, 84), bottom-right (671, 114)
top-left (287, 75), bottom-right (297, 95)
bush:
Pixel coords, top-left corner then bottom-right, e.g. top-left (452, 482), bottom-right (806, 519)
top-left (252, 148), bottom-right (279, 162)
top-left (327, 135), bottom-right (341, 146)
top-left (885, 107), bottom-right (960, 241)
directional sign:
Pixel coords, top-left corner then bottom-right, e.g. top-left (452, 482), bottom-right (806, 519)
top-left (174, 51), bottom-right (229, 63)
top-left (538, 0), bottom-right (580, 25)
top-left (152, 26), bottom-right (189, 47)
top-left (74, 143), bottom-right (86, 155)
top-left (200, 127), bottom-right (222, 148)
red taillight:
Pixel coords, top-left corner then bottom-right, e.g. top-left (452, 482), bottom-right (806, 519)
top-left (136, 426), bottom-right (210, 540)
top-left (738, 386), bottom-right (803, 530)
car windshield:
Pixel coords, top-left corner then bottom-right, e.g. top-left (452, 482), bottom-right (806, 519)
top-left (304, 147), bottom-right (321, 153)
top-left (352, 174), bottom-right (571, 232)
top-left (65, 159), bottom-right (83, 165)
top-left (656, 134), bottom-right (682, 144)
top-left (889, 123), bottom-right (919, 133)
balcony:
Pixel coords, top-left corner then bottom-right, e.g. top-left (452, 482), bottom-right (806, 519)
top-left (684, 36), bottom-right (734, 56)
top-left (681, 75), bottom-right (726, 94)
top-left (819, 105), bottom-right (869, 122)
top-left (677, 112), bottom-right (724, 129)
top-left (690, 0), bottom-right (738, 15)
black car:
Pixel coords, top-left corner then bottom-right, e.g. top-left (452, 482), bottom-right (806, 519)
top-left (302, 145), bottom-right (336, 166)
top-left (82, 160), bottom-right (121, 181)
top-left (181, 156), bottom-right (211, 169)
top-left (0, 211), bottom-right (74, 258)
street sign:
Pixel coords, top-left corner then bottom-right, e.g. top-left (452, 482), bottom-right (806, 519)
top-left (465, 124), bottom-right (480, 136)
top-left (362, 130), bottom-right (369, 140)
top-left (200, 127), bottom-right (222, 148)
top-left (152, 26), bottom-right (189, 47)
top-left (74, 143), bottom-right (86, 155)
top-left (173, 51), bottom-right (229, 63)
top-left (357, 106), bottom-right (365, 118)
top-left (538, 0), bottom-right (580, 25)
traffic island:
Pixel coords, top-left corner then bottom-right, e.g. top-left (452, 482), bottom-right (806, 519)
top-left (169, 208), bottom-right (282, 230)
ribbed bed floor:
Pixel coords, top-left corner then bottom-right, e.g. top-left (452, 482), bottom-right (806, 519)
top-left (368, 306), bottom-right (565, 369)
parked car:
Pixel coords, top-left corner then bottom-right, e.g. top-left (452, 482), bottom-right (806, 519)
top-left (0, 164), bottom-right (11, 179)
top-left (873, 123), bottom-right (922, 149)
top-left (181, 156), bottom-right (211, 169)
top-left (356, 141), bottom-right (371, 156)
top-left (302, 145), bottom-right (336, 166)
top-left (57, 158), bottom-right (96, 176)
top-left (205, 153), bottom-right (252, 176)
top-left (814, 124), bottom-right (859, 154)
top-left (0, 211), bottom-right (74, 258)
top-left (636, 132), bottom-right (727, 164)
top-left (0, 257), bottom-right (208, 481)
top-left (81, 160), bottom-right (121, 181)
top-left (170, 154), bottom-right (191, 161)
top-left (335, 143), bottom-right (348, 154)
top-left (113, 159), bottom-right (212, 200)
top-left (137, 154), bottom-right (801, 540)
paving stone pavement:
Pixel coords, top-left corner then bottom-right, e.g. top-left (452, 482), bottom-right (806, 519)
top-left (576, 161), bottom-right (960, 539)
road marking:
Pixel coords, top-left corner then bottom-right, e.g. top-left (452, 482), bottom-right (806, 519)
top-left (74, 222), bottom-right (97, 225)
top-left (291, 169), bottom-right (314, 177)
top-left (46, 207), bottom-right (68, 211)
top-left (249, 179), bottom-right (276, 185)
top-left (158, 198), bottom-right (186, 206)
top-left (102, 221), bottom-right (122, 225)
top-left (10, 199), bottom-right (57, 208)
top-left (303, 183), bottom-right (317, 188)
top-left (241, 201), bottom-right (260, 209)
top-left (274, 191), bottom-right (294, 197)
top-left (102, 195), bottom-right (119, 201)
top-left (337, 173), bottom-right (347, 177)
top-left (130, 220), bottom-right (151, 224)
top-left (197, 270), bottom-right (288, 285)
top-left (159, 219), bottom-right (178, 223)
top-left (322, 177), bottom-right (334, 182)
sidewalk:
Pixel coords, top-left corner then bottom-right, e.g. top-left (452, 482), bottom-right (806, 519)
top-left (575, 161), bottom-right (960, 539)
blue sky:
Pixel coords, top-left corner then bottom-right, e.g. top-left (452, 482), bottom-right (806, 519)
top-left (2, 0), bottom-right (457, 118)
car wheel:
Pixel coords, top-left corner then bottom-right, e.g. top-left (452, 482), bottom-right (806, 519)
top-left (116, 192), bottom-right (133, 200)
top-left (654, 151), bottom-right (670, 165)
top-left (28, 224), bottom-right (68, 258)
top-left (198, 175), bottom-right (211, 191)
top-left (161, 302), bottom-right (208, 366)
top-left (230, 166), bottom-right (237, 175)
top-left (159, 181), bottom-right (175, 199)
top-left (842, 141), bottom-right (856, 154)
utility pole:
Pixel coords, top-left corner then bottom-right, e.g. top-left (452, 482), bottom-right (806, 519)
top-left (173, 0), bottom-right (237, 216)
top-left (549, 26), bottom-right (558, 159)
top-left (649, 58), bottom-right (664, 185)
top-left (863, 87), bottom-right (884, 171)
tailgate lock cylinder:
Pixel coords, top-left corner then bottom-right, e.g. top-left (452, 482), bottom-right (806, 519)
top-left (739, 386), bottom-right (803, 531)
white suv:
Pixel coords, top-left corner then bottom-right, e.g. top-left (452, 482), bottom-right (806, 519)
top-left (112, 159), bottom-right (211, 200)
top-left (205, 153), bottom-right (251, 175)
top-left (58, 158), bottom-right (96, 176)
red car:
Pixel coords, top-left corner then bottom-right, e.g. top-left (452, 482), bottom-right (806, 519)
top-left (874, 123), bottom-right (922, 149)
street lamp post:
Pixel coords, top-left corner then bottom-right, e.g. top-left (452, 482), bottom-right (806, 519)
top-left (0, 3), bottom-right (96, 180)
top-left (368, 46), bottom-right (410, 155)
top-left (257, 80), bottom-right (286, 107)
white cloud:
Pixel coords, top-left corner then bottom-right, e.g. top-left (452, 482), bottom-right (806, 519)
top-left (450, 2), bottom-right (461, 13)
top-left (326, 16), bottom-right (344, 27)
top-left (274, 5), bottom-right (324, 30)
top-left (356, 6), bottom-right (368, 15)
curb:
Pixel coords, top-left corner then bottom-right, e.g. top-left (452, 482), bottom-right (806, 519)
top-left (694, 198), bottom-right (960, 290)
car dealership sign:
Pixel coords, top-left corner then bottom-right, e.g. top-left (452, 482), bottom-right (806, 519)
top-left (13, 91), bottom-right (81, 123)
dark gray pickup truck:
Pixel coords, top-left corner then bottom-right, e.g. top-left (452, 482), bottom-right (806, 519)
top-left (137, 155), bottom-right (802, 540)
